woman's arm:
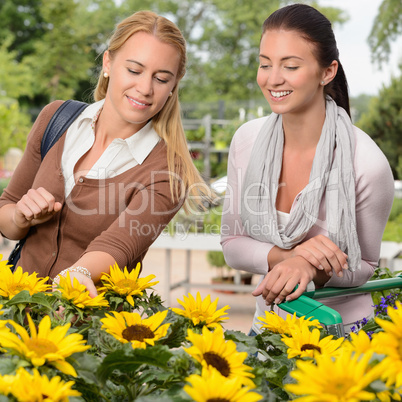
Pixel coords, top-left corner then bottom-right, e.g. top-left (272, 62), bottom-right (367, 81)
top-left (254, 128), bottom-right (395, 303)
top-left (323, 127), bottom-right (395, 288)
top-left (221, 121), bottom-right (347, 278)
top-left (0, 188), bottom-right (62, 240)
top-left (221, 121), bottom-right (275, 275)
top-left (0, 102), bottom-right (63, 240)
top-left (54, 251), bottom-right (115, 298)
top-left (56, 169), bottom-right (182, 295)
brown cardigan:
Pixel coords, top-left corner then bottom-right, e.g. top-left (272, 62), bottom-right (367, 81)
top-left (0, 101), bottom-right (182, 279)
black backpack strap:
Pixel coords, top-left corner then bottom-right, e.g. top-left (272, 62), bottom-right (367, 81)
top-left (40, 99), bottom-right (88, 160)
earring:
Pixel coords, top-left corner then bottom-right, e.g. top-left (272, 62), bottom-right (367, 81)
top-left (321, 81), bottom-right (325, 85)
top-left (169, 91), bottom-right (173, 97)
top-left (103, 72), bottom-right (109, 78)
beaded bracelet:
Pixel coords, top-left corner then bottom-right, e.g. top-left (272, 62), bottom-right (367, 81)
top-left (55, 266), bottom-right (92, 281)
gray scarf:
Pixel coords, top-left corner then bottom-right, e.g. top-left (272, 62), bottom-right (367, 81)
top-left (240, 96), bottom-right (361, 271)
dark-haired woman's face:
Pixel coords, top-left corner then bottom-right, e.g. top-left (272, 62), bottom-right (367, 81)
top-left (257, 29), bottom-right (327, 117)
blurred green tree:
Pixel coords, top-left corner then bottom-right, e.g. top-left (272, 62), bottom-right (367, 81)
top-left (368, 0), bottom-right (402, 66)
top-left (0, 0), bottom-right (348, 105)
top-left (357, 71), bottom-right (402, 179)
top-left (0, 36), bottom-right (34, 99)
top-left (0, 100), bottom-right (31, 156)
top-left (357, 0), bottom-right (402, 178)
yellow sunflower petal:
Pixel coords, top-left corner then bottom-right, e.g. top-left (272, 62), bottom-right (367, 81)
top-left (172, 292), bottom-right (229, 327)
top-left (184, 367), bottom-right (262, 402)
top-left (100, 310), bottom-right (170, 349)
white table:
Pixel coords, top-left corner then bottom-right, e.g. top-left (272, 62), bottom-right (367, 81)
top-left (151, 233), bottom-right (255, 304)
top-left (379, 241), bottom-right (402, 271)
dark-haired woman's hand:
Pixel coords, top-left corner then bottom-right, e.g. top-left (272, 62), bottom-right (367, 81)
top-left (290, 234), bottom-right (348, 278)
top-left (252, 256), bottom-right (328, 304)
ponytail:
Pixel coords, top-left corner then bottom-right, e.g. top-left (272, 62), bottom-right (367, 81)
top-left (325, 61), bottom-right (351, 117)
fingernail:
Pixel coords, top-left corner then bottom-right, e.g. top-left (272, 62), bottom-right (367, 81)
top-left (343, 263), bottom-right (348, 270)
top-left (329, 271), bottom-right (333, 276)
top-left (319, 265), bottom-right (324, 270)
top-left (337, 271), bottom-right (343, 277)
top-left (274, 298), bottom-right (281, 304)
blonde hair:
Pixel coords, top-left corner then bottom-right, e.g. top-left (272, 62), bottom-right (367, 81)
top-left (94, 11), bottom-right (211, 211)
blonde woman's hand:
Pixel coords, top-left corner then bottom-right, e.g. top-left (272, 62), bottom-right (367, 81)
top-left (53, 271), bottom-right (98, 298)
top-left (14, 187), bottom-right (62, 229)
top-left (290, 234), bottom-right (348, 278)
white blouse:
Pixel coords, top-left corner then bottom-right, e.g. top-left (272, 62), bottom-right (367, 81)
top-left (61, 99), bottom-right (160, 197)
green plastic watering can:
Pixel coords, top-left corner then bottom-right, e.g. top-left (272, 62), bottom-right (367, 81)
top-left (279, 274), bottom-right (402, 338)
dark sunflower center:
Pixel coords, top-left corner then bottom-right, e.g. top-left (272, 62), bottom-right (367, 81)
top-left (122, 325), bottom-right (155, 342)
top-left (301, 343), bottom-right (322, 353)
top-left (207, 399), bottom-right (229, 402)
top-left (203, 352), bottom-right (231, 377)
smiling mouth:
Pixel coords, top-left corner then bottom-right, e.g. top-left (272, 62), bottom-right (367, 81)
top-left (127, 96), bottom-right (151, 106)
top-left (270, 90), bottom-right (292, 98)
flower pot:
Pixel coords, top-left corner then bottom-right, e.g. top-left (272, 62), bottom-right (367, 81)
top-left (214, 140), bottom-right (227, 150)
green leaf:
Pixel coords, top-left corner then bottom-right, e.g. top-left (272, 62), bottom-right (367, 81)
top-left (97, 344), bottom-right (173, 383)
top-left (5, 290), bottom-right (32, 306)
top-left (70, 352), bottom-right (102, 385)
top-left (30, 292), bottom-right (56, 309)
top-left (0, 357), bottom-right (21, 375)
top-left (161, 315), bottom-right (188, 348)
top-left (136, 393), bottom-right (189, 402)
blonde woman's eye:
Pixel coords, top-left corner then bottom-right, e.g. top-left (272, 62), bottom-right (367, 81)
top-left (259, 64), bottom-right (271, 69)
top-left (128, 69), bottom-right (140, 74)
top-left (156, 77), bottom-right (168, 84)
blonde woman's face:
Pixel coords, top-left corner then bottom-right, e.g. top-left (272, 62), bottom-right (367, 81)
top-left (103, 31), bottom-right (180, 132)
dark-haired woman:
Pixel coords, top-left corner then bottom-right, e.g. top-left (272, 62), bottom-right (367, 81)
top-left (221, 4), bottom-right (394, 333)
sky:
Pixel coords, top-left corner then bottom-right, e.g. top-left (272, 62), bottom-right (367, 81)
top-left (320, 0), bottom-right (402, 96)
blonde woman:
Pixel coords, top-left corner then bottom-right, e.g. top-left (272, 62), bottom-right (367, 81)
top-left (0, 11), bottom-right (207, 296)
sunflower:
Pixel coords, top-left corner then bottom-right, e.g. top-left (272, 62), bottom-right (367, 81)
top-left (184, 367), bottom-right (263, 402)
top-left (285, 313), bottom-right (322, 333)
top-left (281, 326), bottom-right (343, 359)
top-left (0, 265), bottom-right (50, 299)
top-left (100, 309), bottom-right (170, 349)
top-left (0, 255), bottom-right (11, 269)
top-left (257, 311), bottom-right (322, 335)
top-left (377, 389), bottom-right (402, 402)
top-left (57, 272), bottom-right (109, 309)
top-left (184, 325), bottom-right (255, 387)
top-left (0, 314), bottom-right (90, 376)
top-left (171, 292), bottom-right (229, 328)
top-left (285, 349), bottom-right (381, 401)
top-left (371, 301), bottom-right (402, 388)
top-left (342, 330), bottom-right (374, 355)
top-left (257, 310), bottom-right (288, 334)
top-left (0, 372), bottom-right (16, 397)
top-left (99, 262), bottom-right (158, 306)
top-left (11, 368), bottom-right (80, 402)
